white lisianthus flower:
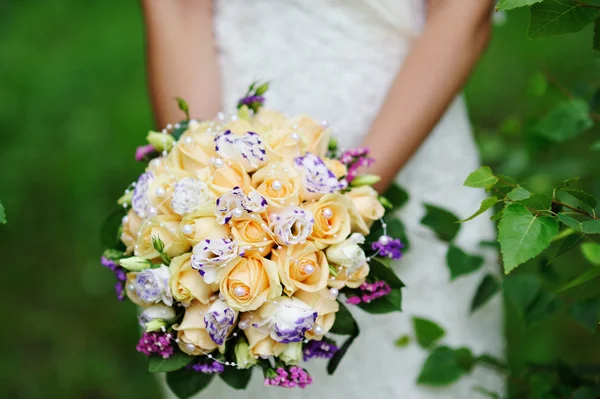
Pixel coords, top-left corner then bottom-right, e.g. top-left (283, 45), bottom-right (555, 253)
top-left (191, 238), bottom-right (240, 284)
top-left (203, 298), bottom-right (237, 345)
top-left (171, 177), bottom-right (212, 215)
top-left (215, 130), bottom-right (267, 172)
top-left (131, 172), bottom-right (154, 218)
top-left (270, 206), bottom-right (314, 246)
top-left (214, 187), bottom-right (268, 224)
top-left (325, 233), bottom-right (367, 272)
top-left (279, 342), bottom-right (303, 365)
top-left (294, 152), bottom-right (344, 201)
top-left (255, 296), bottom-right (317, 344)
top-left (132, 265), bottom-right (173, 306)
top-left (138, 304), bottom-right (177, 331)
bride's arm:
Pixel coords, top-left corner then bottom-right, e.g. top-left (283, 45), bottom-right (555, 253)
top-left (141, 0), bottom-right (220, 127)
top-left (362, 0), bottom-right (494, 191)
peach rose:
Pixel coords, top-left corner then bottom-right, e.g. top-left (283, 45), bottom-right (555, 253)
top-left (328, 263), bottom-right (370, 290)
top-left (208, 161), bottom-right (252, 196)
top-left (251, 162), bottom-right (301, 208)
top-left (174, 300), bottom-right (218, 355)
top-left (231, 216), bottom-right (274, 257)
top-left (324, 158), bottom-right (347, 179)
top-left (271, 243), bottom-right (329, 295)
top-left (288, 115), bottom-right (330, 158)
top-left (294, 288), bottom-right (339, 340)
top-left (165, 132), bottom-right (217, 174)
top-left (302, 193), bottom-right (354, 249)
top-left (345, 186), bottom-right (385, 228)
top-left (121, 209), bottom-right (144, 254)
top-left (180, 207), bottom-right (231, 246)
top-left (252, 109), bottom-right (288, 131)
top-left (169, 253), bottom-right (216, 305)
top-left (134, 215), bottom-right (190, 260)
top-left (219, 254), bottom-right (281, 312)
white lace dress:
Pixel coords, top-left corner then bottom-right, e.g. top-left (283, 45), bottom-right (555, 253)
top-left (163, 0), bottom-right (505, 397)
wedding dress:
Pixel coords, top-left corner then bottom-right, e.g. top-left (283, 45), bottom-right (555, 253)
top-left (162, 0), bottom-right (504, 397)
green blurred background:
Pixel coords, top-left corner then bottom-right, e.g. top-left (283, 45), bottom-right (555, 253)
top-left (1, 2), bottom-right (599, 398)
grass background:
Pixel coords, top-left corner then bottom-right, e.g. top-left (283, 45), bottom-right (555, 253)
top-left (1, 2), bottom-right (599, 398)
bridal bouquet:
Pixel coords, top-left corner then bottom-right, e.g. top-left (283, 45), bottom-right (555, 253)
top-left (100, 83), bottom-right (405, 398)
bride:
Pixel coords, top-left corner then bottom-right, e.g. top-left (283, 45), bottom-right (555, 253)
top-left (142, 0), bottom-right (502, 397)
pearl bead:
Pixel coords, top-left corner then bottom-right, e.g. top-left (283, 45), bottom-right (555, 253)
top-left (313, 325), bottom-right (324, 335)
top-left (303, 264), bottom-right (315, 275)
top-left (182, 224), bottom-right (194, 235)
top-left (379, 235), bottom-right (390, 245)
top-left (185, 343), bottom-right (196, 352)
top-left (219, 291), bottom-right (225, 300)
top-left (127, 283), bottom-right (135, 291)
top-left (271, 180), bottom-right (282, 191)
top-left (217, 112), bottom-right (225, 120)
top-left (212, 157), bottom-right (224, 168)
top-left (238, 320), bottom-right (250, 330)
top-left (322, 208), bottom-right (333, 218)
top-left (232, 208), bottom-right (243, 218)
top-left (234, 286), bottom-right (247, 297)
top-left (321, 120), bottom-right (328, 127)
top-left (290, 132), bottom-right (300, 141)
top-left (166, 124), bottom-right (173, 130)
top-left (184, 136), bottom-right (193, 145)
top-left (155, 187), bottom-right (165, 197)
top-left (122, 216), bottom-right (129, 224)
top-left (329, 288), bottom-right (339, 299)
top-left (151, 159), bottom-right (162, 168)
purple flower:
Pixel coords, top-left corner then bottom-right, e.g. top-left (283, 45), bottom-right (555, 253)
top-left (215, 130), bottom-right (267, 171)
top-left (131, 171), bottom-right (154, 218)
top-left (339, 147), bottom-right (375, 183)
top-left (188, 360), bottom-right (225, 374)
top-left (269, 206), bottom-right (314, 246)
top-left (132, 265), bottom-right (173, 306)
top-left (135, 144), bottom-right (156, 162)
top-left (214, 187), bottom-right (267, 224)
top-left (101, 256), bottom-right (127, 301)
top-left (135, 332), bottom-right (174, 359)
top-left (346, 281), bottom-right (392, 304)
top-left (204, 299), bottom-right (236, 345)
top-left (238, 95), bottom-right (265, 106)
top-left (303, 339), bottom-right (339, 361)
top-left (371, 236), bottom-right (404, 260)
top-left (294, 153), bottom-right (345, 200)
top-left (191, 237), bottom-right (239, 284)
top-left (264, 366), bottom-right (313, 389)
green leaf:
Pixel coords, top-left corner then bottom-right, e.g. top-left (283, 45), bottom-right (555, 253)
top-left (548, 232), bottom-right (584, 263)
top-left (582, 242), bottom-right (600, 265)
top-left (471, 274), bottom-right (500, 313)
top-left (525, 290), bottom-right (563, 326)
top-left (507, 187), bottom-right (532, 201)
top-left (591, 140), bottom-right (600, 151)
top-left (412, 317), bottom-right (445, 348)
top-left (148, 352), bottom-right (194, 373)
top-left (420, 204), bottom-right (461, 242)
top-left (171, 120), bottom-right (189, 141)
top-left (382, 184), bottom-right (409, 211)
top-left (560, 188), bottom-right (598, 209)
top-left (498, 204), bottom-right (559, 273)
top-left (555, 177), bottom-right (580, 190)
top-left (520, 193), bottom-right (553, 211)
top-left (0, 201), bottom-right (5, 224)
top-left (503, 274), bottom-right (542, 313)
top-left (327, 327), bottom-right (359, 375)
top-left (219, 367), bottom-right (253, 390)
top-left (490, 209), bottom-right (504, 221)
top-left (529, 0), bottom-right (600, 38)
top-left (497, 0), bottom-right (543, 11)
top-left (384, 218), bottom-right (411, 252)
top-left (527, 71), bottom-right (549, 98)
top-left (569, 298), bottom-right (600, 333)
top-left (557, 267), bottom-right (600, 292)
top-left (461, 196), bottom-right (499, 222)
top-left (329, 301), bottom-right (358, 336)
top-left (357, 288), bottom-right (403, 314)
top-left (463, 166), bottom-right (498, 190)
top-left (477, 354), bottom-right (507, 370)
top-left (368, 258), bottom-right (404, 289)
top-left (166, 367), bottom-right (214, 399)
top-left (533, 99), bottom-right (594, 142)
top-left (175, 97), bottom-right (190, 120)
top-left (395, 335), bottom-right (410, 348)
top-left (573, 384), bottom-right (600, 399)
top-left (453, 347), bottom-right (476, 373)
top-left (557, 213), bottom-right (600, 234)
top-left (417, 347), bottom-right (465, 386)
top-left (446, 245), bottom-right (484, 280)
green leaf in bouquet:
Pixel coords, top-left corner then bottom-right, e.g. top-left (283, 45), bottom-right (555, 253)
top-left (219, 367), bottom-right (253, 390)
top-left (327, 301), bottom-right (359, 374)
top-left (175, 97), bottom-right (190, 121)
top-left (166, 367), bottom-right (214, 399)
top-left (171, 120), bottom-right (189, 141)
top-left (498, 204), bottom-right (558, 274)
top-left (327, 327), bottom-right (359, 375)
top-left (385, 218), bottom-right (411, 252)
top-left (560, 188), bottom-right (598, 209)
top-left (582, 242), bottom-right (600, 265)
top-left (412, 317), bottom-right (445, 349)
top-left (529, 1), bottom-right (600, 38)
top-left (471, 274), bottom-right (500, 313)
top-left (102, 248), bottom-right (125, 261)
top-left (463, 166), bottom-right (498, 190)
top-left (568, 298), bottom-right (600, 333)
top-left (496, 0), bottom-right (543, 11)
top-left (367, 257), bottom-right (404, 289)
top-left (148, 351), bottom-right (194, 373)
top-left (395, 335), bottom-right (410, 348)
top-left (381, 183), bottom-right (409, 211)
top-left (507, 187), bottom-right (531, 201)
top-left (0, 201), bottom-right (6, 224)
top-left (417, 346), bottom-right (468, 386)
top-left (357, 288), bottom-right (403, 314)
top-left (446, 245), bottom-right (484, 280)
top-left (557, 268), bottom-right (600, 293)
top-left (557, 213), bottom-right (600, 234)
top-left (420, 204), bottom-right (460, 242)
top-left (532, 98), bottom-right (594, 142)
top-left (100, 207), bottom-right (127, 249)
top-left (461, 196), bottom-right (498, 223)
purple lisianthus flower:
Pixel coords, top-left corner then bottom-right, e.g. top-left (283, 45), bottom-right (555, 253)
top-left (269, 206), bottom-right (314, 246)
top-left (294, 152), bottom-right (345, 200)
top-left (132, 265), bottom-right (173, 306)
top-left (131, 171), bottom-right (154, 218)
top-left (214, 187), bottom-right (267, 224)
top-left (256, 297), bottom-right (317, 344)
top-left (204, 298), bottom-right (237, 345)
top-left (191, 238), bottom-right (239, 284)
top-left (215, 130), bottom-right (267, 171)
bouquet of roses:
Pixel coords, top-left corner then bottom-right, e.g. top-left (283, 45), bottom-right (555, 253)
top-left (100, 83), bottom-right (406, 398)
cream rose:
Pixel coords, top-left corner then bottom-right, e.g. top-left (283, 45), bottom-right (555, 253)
top-left (288, 115), bottom-right (330, 158)
top-left (219, 254), bottom-right (281, 312)
top-left (271, 243), bottom-right (329, 295)
top-left (324, 158), bottom-right (348, 179)
top-left (134, 215), bottom-right (190, 260)
top-left (294, 289), bottom-right (340, 340)
top-left (328, 263), bottom-right (370, 290)
top-left (231, 216), bottom-right (274, 257)
top-left (251, 162), bottom-right (301, 208)
top-left (208, 161), bottom-right (252, 196)
top-left (253, 109), bottom-right (288, 131)
top-left (302, 193), bottom-right (354, 249)
top-left (169, 253), bottom-right (216, 305)
top-left (325, 233), bottom-right (367, 271)
top-left (174, 300), bottom-right (219, 355)
top-left (165, 133), bottom-right (217, 173)
top-left (180, 207), bottom-right (231, 246)
top-left (121, 210), bottom-right (143, 254)
top-left (346, 186), bottom-right (385, 228)
top-left (239, 313), bottom-right (286, 358)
